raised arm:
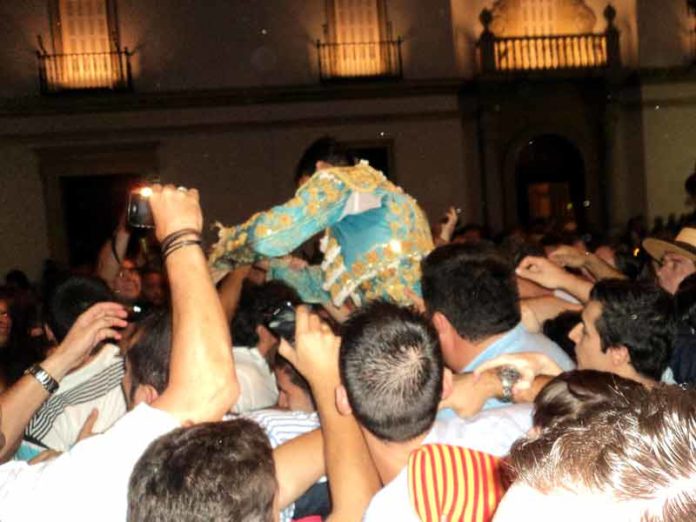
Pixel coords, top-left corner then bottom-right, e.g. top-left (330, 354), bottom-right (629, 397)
top-left (516, 256), bottom-right (593, 303)
top-left (0, 302), bottom-right (127, 462)
top-left (148, 185), bottom-right (238, 424)
top-left (209, 171), bottom-right (351, 271)
top-left (279, 307), bottom-right (381, 521)
top-left (96, 216), bottom-right (130, 285)
top-left (549, 246), bottom-right (626, 282)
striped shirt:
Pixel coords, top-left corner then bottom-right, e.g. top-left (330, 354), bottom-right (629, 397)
top-left (25, 344), bottom-right (127, 452)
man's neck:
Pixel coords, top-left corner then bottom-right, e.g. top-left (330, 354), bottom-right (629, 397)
top-left (615, 366), bottom-right (658, 389)
top-left (363, 429), bottom-right (430, 485)
top-left (454, 329), bottom-right (511, 372)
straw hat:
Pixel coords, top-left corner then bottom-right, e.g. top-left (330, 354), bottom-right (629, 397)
top-left (643, 227), bottom-right (696, 263)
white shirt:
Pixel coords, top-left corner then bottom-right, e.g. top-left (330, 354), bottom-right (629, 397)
top-left (231, 347), bottom-right (279, 413)
top-left (364, 404), bottom-right (532, 522)
top-left (0, 403), bottom-right (179, 522)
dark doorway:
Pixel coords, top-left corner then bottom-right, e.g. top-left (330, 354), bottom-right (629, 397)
top-left (345, 141), bottom-right (395, 180)
top-left (60, 174), bottom-right (142, 268)
top-left (515, 135), bottom-right (586, 228)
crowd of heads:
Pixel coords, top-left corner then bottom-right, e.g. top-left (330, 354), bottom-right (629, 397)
top-left (2, 139), bottom-right (696, 521)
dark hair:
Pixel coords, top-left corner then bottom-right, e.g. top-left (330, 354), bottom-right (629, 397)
top-left (532, 370), bottom-right (645, 431)
top-left (274, 352), bottom-right (315, 409)
top-left (421, 244), bottom-right (521, 342)
top-left (542, 311), bottom-right (581, 362)
top-left (685, 171), bottom-right (696, 199)
top-left (231, 281), bottom-right (301, 347)
top-left (509, 386), bottom-right (696, 522)
top-left (294, 136), bottom-right (354, 185)
top-left (339, 301), bottom-right (442, 442)
top-left (126, 308), bottom-right (172, 398)
top-left (675, 272), bottom-right (696, 330)
top-left (5, 269), bottom-right (31, 290)
top-left (128, 419), bottom-right (276, 522)
top-left (590, 280), bottom-right (674, 381)
top-left (45, 275), bottom-right (115, 343)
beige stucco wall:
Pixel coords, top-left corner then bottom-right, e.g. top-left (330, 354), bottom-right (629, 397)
top-left (641, 81), bottom-right (696, 222)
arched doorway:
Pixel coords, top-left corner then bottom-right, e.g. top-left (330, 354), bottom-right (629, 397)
top-left (515, 134), bottom-right (586, 228)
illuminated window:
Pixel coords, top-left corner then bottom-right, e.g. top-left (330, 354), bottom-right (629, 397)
top-left (319, 0), bottom-right (401, 79)
top-left (521, 0), bottom-right (558, 36)
top-left (41, 0), bottom-right (128, 91)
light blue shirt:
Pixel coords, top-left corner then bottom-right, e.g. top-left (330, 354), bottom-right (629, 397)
top-left (439, 323), bottom-right (575, 418)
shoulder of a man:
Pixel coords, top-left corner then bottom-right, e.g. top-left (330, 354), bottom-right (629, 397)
top-left (508, 327), bottom-right (575, 371)
top-left (0, 403), bottom-right (179, 522)
top-left (363, 467), bottom-right (419, 522)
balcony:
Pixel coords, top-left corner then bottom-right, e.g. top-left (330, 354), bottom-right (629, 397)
top-left (316, 39), bottom-right (403, 82)
top-left (37, 49), bottom-right (133, 95)
top-left (478, 5), bottom-right (620, 74)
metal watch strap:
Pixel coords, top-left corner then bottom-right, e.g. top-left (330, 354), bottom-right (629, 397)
top-left (496, 366), bottom-right (520, 403)
top-left (25, 364), bottom-right (59, 394)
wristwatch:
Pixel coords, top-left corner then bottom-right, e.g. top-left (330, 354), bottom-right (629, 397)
top-left (496, 366), bottom-right (521, 403)
top-left (25, 364), bottom-right (60, 394)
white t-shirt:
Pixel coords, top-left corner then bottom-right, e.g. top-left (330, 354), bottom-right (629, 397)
top-left (25, 343), bottom-right (127, 451)
top-left (231, 347), bottom-right (279, 413)
top-left (364, 404), bottom-right (532, 522)
top-left (0, 403), bottom-right (179, 522)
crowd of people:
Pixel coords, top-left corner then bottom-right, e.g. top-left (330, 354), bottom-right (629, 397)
top-left (0, 137), bottom-right (695, 521)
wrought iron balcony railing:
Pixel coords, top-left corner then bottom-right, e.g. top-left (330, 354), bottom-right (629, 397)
top-left (37, 48), bottom-right (133, 94)
top-left (316, 39), bottom-right (403, 81)
top-left (478, 5), bottom-right (621, 74)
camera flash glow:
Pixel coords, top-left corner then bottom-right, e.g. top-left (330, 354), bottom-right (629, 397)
top-left (140, 187), bottom-right (153, 198)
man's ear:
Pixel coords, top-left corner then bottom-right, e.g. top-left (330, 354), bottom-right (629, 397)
top-left (609, 345), bottom-right (631, 367)
top-left (441, 367), bottom-right (453, 401)
top-left (335, 385), bottom-right (352, 416)
top-left (432, 311), bottom-right (453, 336)
top-left (132, 384), bottom-right (160, 407)
top-left (315, 160), bottom-right (333, 172)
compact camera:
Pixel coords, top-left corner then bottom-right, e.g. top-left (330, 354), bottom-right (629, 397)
top-left (127, 186), bottom-right (155, 229)
top-left (265, 301), bottom-right (296, 345)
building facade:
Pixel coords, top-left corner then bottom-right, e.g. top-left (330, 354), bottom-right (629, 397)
top-left (0, 0), bottom-right (694, 276)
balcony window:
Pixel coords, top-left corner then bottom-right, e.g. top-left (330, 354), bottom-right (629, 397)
top-left (478, 0), bottom-right (620, 73)
top-left (37, 0), bottom-right (131, 93)
top-left (689, 0), bottom-right (696, 63)
top-left (317, 0), bottom-right (402, 81)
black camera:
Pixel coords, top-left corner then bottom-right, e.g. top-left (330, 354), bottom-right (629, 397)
top-left (265, 301), bottom-right (296, 345)
top-left (127, 187), bottom-right (155, 229)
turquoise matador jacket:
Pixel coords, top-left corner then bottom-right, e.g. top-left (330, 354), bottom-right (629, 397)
top-left (209, 161), bottom-right (434, 307)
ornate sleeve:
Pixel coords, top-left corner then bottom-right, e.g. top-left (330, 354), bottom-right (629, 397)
top-left (209, 172), bottom-right (350, 271)
top-left (267, 260), bottom-right (330, 304)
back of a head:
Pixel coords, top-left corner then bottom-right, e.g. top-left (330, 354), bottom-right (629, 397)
top-left (128, 418), bottom-right (276, 522)
top-left (126, 308), bottom-right (172, 398)
top-left (590, 280), bottom-right (675, 381)
top-left (294, 136), bottom-right (354, 184)
top-left (421, 243), bottom-right (521, 342)
top-left (531, 370), bottom-right (646, 432)
top-left (509, 385), bottom-right (696, 522)
top-left (46, 275), bottom-right (115, 343)
top-left (339, 301), bottom-right (442, 442)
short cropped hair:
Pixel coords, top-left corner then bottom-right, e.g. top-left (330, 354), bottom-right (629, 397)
top-left (46, 276), bottom-right (115, 342)
top-left (126, 308), bottom-right (172, 398)
top-left (590, 280), bottom-right (674, 381)
top-left (421, 244), bottom-right (521, 342)
top-left (339, 301), bottom-right (442, 442)
top-left (509, 385), bottom-right (696, 522)
top-left (294, 136), bottom-right (354, 184)
top-left (128, 419), bottom-right (276, 522)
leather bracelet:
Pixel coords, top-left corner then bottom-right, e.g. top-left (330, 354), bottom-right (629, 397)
top-left (160, 228), bottom-right (201, 254)
top-left (25, 364), bottom-right (60, 394)
top-left (162, 239), bottom-right (203, 261)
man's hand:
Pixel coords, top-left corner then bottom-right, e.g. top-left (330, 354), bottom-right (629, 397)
top-left (52, 302), bottom-right (128, 374)
top-left (474, 353), bottom-right (563, 395)
top-left (440, 372), bottom-right (499, 418)
top-left (148, 185), bottom-right (203, 243)
top-left (278, 306), bottom-right (341, 386)
top-left (516, 256), bottom-right (571, 290)
top-left (439, 206), bottom-right (459, 243)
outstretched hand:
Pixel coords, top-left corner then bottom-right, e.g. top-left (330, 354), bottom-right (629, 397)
top-left (516, 255), bottom-right (570, 290)
top-left (474, 352), bottom-right (563, 395)
top-left (55, 302), bottom-right (128, 372)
